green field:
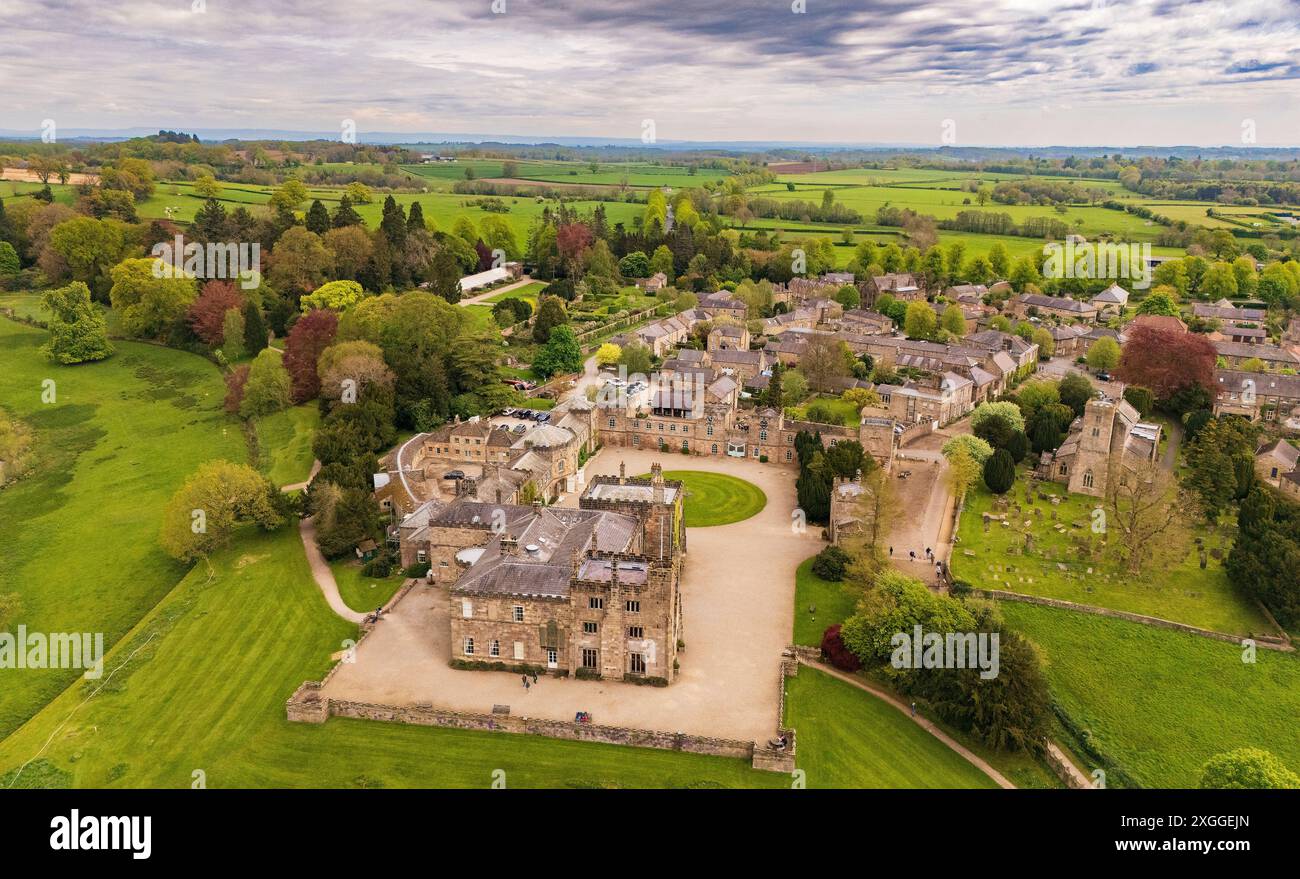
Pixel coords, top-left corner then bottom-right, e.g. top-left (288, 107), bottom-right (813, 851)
top-left (329, 557), bottom-right (403, 614)
top-left (641, 469), bottom-right (767, 527)
top-left (255, 403), bottom-right (320, 488)
top-left (1001, 601), bottom-right (1300, 788)
top-left (0, 317), bottom-right (245, 738)
top-left (401, 159), bottom-right (728, 189)
top-left (792, 556), bottom-right (858, 646)
top-left (0, 525), bottom-right (781, 789)
top-left (951, 474), bottom-right (1271, 636)
top-left (785, 666), bottom-right (998, 788)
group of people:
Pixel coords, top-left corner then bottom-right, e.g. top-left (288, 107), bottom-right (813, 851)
top-left (886, 547), bottom-right (946, 583)
top-left (521, 672), bottom-right (539, 691)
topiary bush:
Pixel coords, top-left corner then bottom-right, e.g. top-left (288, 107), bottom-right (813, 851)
top-left (811, 545), bottom-right (851, 581)
top-left (983, 448), bottom-right (1016, 494)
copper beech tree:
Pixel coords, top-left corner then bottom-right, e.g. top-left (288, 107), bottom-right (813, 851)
top-left (1116, 324), bottom-right (1215, 400)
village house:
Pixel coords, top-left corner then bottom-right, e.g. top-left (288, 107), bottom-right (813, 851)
top-left (1212, 340), bottom-right (1300, 371)
top-left (1090, 283), bottom-right (1130, 318)
top-left (1213, 369), bottom-right (1300, 428)
top-left (944, 283), bottom-right (989, 302)
top-left (1127, 314), bottom-right (1187, 335)
top-left (1211, 325), bottom-right (1269, 344)
top-left (962, 330), bottom-right (1040, 376)
top-left (836, 309), bottom-right (895, 336)
top-left (707, 323), bottom-right (750, 351)
top-left (620, 310), bottom-right (705, 358)
top-left (634, 272), bottom-right (669, 292)
top-left (1192, 302), bottom-right (1267, 327)
top-left (699, 290), bottom-right (749, 322)
top-left (1046, 323), bottom-right (1092, 358)
top-left (875, 372), bottom-right (974, 426)
top-left (1038, 397), bottom-right (1161, 498)
top-left (1284, 318), bottom-right (1300, 347)
top-left (1255, 439), bottom-right (1299, 489)
top-left (762, 307), bottom-right (817, 336)
top-left (866, 272), bottom-right (925, 305)
top-left (1009, 293), bottom-right (1098, 323)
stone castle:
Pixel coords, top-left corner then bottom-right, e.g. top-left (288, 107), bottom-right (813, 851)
top-left (398, 463), bottom-right (686, 684)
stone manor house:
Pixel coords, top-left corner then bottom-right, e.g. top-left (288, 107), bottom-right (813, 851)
top-left (396, 464), bottom-right (687, 684)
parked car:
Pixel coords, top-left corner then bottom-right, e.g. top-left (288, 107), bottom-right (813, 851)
top-left (443, 470), bottom-right (465, 480)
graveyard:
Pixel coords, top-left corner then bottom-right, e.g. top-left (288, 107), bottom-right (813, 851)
top-left (949, 470), bottom-right (1275, 638)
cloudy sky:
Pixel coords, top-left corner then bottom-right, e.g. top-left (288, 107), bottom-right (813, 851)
top-left (2, 0), bottom-right (1299, 146)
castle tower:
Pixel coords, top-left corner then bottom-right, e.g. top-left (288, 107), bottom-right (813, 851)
top-left (599, 558), bottom-right (627, 679)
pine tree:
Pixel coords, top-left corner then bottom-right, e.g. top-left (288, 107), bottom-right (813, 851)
top-left (407, 201), bottom-right (426, 231)
top-left (305, 199), bottom-right (331, 235)
top-left (332, 194), bottom-right (362, 228)
top-left (192, 198), bottom-right (230, 243)
top-left (428, 248), bottom-right (462, 303)
top-left (379, 195), bottom-right (407, 249)
top-left (242, 300), bottom-right (268, 355)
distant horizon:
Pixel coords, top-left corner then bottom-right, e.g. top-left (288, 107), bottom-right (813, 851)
top-left (3, 126), bottom-right (1300, 154)
top-left (4, 1), bottom-right (1298, 148)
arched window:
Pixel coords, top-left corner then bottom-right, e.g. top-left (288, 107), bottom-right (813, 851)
top-left (1082, 469), bottom-right (1094, 489)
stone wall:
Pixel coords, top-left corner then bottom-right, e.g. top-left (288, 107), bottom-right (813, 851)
top-left (975, 588), bottom-right (1293, 651)
top-left (286, 688), bottom-right (756, 760)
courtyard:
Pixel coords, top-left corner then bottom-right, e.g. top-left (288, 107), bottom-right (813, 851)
top-left (320, 448), bottom-right (821, 744)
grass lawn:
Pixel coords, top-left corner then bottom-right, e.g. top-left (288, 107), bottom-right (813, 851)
top-left (329, 558), bottom-right (403, 614)
top-left (638, 469), bottom-right (767, 527)
top-left (1001, 601), bottom-right (1300, 788)
top-left (255, 404), bottom-right (320, 487)
top-left (461, 303), bottom-right (498, 332)
top-left (0, 317), bottom-right (246, 739)
top-left (951, 473), bottom-right (1271, 636)
top-left (784, 667), bottom-right (998, 788)
top-left (786, 395), bottom-right (860, 428)
top-left (792, 556), bottom-right (859, 646)
top-left (485, 281), bottom-right (546, 304)
top-left (0, 526), bottom-right (781, 789)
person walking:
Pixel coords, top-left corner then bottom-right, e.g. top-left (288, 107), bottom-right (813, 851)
top-left (910, 702), bottom-right (916, 718)
top-left (521, 675), bottom-right (528, 689)
top-left (531, 671), bottom-right (539, 685)
top-left (889, 546), bottom-right (894, 557)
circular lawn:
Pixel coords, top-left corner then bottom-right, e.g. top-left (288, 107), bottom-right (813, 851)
top-left (640, 469), bottom-right (767, 527)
